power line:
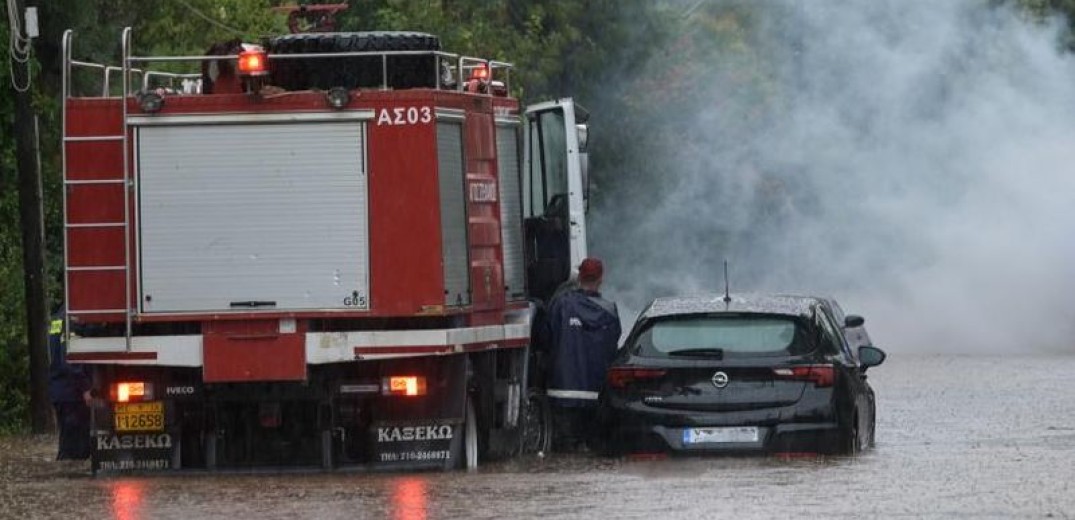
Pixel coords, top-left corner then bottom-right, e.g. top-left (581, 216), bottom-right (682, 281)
top-left (174, 0), bottom-right (248, 37)
top-left (6, 0), bottom-right (32, 91)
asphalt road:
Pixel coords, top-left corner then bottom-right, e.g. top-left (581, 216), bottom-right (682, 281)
top-left (2, 354), bottom-right (1073, 519)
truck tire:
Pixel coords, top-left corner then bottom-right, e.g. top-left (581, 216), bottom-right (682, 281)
top-left (266, 32), bottom-right (442, 91)
top-left (520, 388), bottom-right (552, 455)
top-left (464, 397), bottom-right (479, 470)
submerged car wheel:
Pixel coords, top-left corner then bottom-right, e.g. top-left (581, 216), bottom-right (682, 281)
top-left (842, 415), bottom-right (862, 456)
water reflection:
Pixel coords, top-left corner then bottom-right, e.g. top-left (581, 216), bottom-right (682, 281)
top-left (109, 480), bottom-right (145, 520)
top-left (390, 477), bottom-right (428, 520)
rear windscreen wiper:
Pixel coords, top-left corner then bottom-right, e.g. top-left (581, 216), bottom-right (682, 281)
top-left (668, 348), bottom-right (724, 358)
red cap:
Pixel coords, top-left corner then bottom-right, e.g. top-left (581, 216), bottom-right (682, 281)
top-left (578, 257), bottom-right (604, 282)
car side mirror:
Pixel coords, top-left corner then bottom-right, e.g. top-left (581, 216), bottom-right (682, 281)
top-left (844, 315), bottom-right (865, 328)
top-left (858, 345), bottom-right (886, 369)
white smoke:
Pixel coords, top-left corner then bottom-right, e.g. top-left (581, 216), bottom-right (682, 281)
top-left (591, 0), bottom-right (1075, 353)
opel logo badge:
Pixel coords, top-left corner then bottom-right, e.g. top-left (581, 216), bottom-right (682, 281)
top-left (712, 371), bottom-right (729, 388)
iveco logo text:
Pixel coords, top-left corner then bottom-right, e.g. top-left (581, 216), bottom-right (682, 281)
top-left (712, 371), bottom-right (729, 388)
top-left (377, 425), bottom-right (454, 443)
top-left (166, 386), bottom-right (195, 396)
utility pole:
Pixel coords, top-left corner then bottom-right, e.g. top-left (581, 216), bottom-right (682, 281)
top-left (11, 0), bottom-right (52, 433)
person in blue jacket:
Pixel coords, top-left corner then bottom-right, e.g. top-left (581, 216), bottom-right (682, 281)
top-left (48, 310), bottom-right (93, 460)
top-left (545, 257), bottom-right (621, 451)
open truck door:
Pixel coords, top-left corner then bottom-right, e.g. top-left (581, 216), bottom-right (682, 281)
top-left (523, 98), bottom-right (590, 303)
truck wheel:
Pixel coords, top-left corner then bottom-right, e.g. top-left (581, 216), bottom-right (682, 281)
top-left (464, 397), bottom-right (479, 470)
top-left (520, 389), bottom-right (551, 455)
top-left (265, 31), bottom-right (442, 91)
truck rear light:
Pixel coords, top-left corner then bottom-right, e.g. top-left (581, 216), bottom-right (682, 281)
top-left (383, 376), bottom-right (427, 397)
top-left (772, 365), bottom-right (834, 387)
top-left (237, 49), bottom-right (268, 76)
top-left (607, 367), bottom-right (667, 389)
top-left (111, 381), bottom-right (154, 403)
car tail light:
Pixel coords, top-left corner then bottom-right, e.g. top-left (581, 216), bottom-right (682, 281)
top-left (110, 381), bottom-right (154, 403)
top-left (383, 376), bottom-right (427, 397)
top-left (607, 367), bottom-right (667, 389)
top-left (772, 365), bottom-right (834, 387)
top-left (237, 49), bottom-right (268, 76)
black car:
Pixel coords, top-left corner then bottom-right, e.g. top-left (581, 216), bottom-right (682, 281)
top-left (599, 294), bottom-right (886, 455)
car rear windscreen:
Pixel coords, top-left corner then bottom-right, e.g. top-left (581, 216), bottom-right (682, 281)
top-left (634, 315), bottom-right (811, 358)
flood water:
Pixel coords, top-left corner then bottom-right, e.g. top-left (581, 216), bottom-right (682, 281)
top-left (3, 354), bottom-right (1073, 519)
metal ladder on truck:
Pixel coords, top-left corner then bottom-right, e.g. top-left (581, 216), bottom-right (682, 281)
top-left (60, 29), bottom-right (198, 349)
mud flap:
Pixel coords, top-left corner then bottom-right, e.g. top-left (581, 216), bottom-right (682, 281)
top-left (92, 431), bottom-right (177, 472)
top-left (366, 354), bottom-right (470, 469)
top-left (370, 420), bottom-right (461, 468)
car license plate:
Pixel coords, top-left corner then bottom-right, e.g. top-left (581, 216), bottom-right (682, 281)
top-left (114, 401), bottom-right (164, 432)
top-left (683, 426), bottom-right (759, 444)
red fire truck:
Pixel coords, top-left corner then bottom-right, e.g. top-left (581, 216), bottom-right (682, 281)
top-left (60, 27), bottom-right (591, 472)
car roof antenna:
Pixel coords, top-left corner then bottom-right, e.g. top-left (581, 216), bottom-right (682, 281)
top-left (723, 259), bottom-right (732, 304)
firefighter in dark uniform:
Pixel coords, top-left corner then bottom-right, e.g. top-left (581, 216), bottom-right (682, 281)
top-left (546, 257), bottom-right (621, 451)
top-left (48, 310), bottom-right (93, 460)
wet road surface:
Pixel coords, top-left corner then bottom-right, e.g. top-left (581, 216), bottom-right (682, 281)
top-left (2, 354), bottom-right (1073, 519)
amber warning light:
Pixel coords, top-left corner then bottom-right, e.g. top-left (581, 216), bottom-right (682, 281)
top-left (238, 50), bottom-right (268, 76)
top-left (383, 376), bottom-right (427, 397)
top-left (111, 381), bottom-right (154, 403)
top-left (470, 64), bottom-right (490, 81)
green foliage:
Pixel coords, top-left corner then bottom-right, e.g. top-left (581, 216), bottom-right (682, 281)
top-left (1, 19), bottom-right (30, 433)
top-left (1014, 0), bottom-right (1075, 47)
top-left (336, 0), bottom-right (672, 103)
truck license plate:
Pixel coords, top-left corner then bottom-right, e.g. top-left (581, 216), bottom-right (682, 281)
top-left (683, 426), bottom-right (759, 444)
top-left (114, 401), bottom-right (164, 432)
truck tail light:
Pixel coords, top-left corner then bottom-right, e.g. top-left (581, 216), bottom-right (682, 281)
top-left (238, 50), bottom-right (268, 76)
top-left (772, 365), bottom-right (835, 387)
top-left (383, 376), bottom-right (427, 397)
top-left (111, 381), bottom-right (154, 403)
top-left (607, 367), bottom-right (666, 389)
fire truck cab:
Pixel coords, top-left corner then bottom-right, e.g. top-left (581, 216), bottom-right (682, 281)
top-left (60, 28), bottom-right (590, 472)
